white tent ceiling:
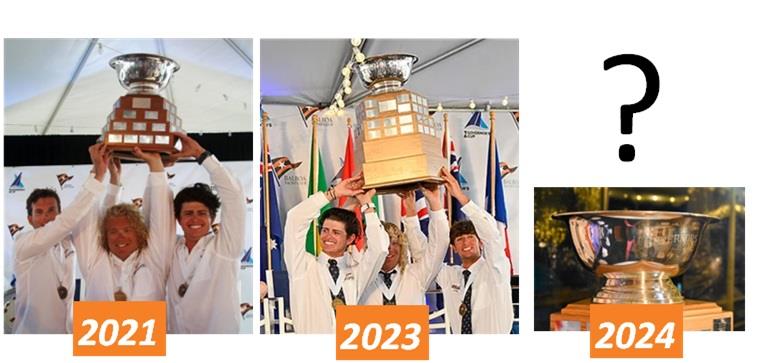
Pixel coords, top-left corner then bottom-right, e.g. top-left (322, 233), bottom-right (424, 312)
top-left (260, 38), bottom-right (519, 110)
top-left (4, 38), bottom-right (253, 136)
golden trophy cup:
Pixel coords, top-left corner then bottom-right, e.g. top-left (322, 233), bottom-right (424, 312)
top-left (353, 54), bottom-right (446, 194)
top-left (103, 53), bottom-right (183, 159)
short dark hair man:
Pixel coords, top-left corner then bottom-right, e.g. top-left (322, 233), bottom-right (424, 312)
top-left (284, 175), bottom-right (389, 333)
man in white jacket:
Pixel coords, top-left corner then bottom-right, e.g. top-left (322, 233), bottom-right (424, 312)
top-left (73, 148), bottom-right (175, 303)
top-left (284, 175), bottom-right (389, 333)
top-left (164, 132), bottom-right (246, 334)
top-left (435, 169), bottom-right (514, 334)
top-left (360, 183), bottom-right (449, 306)
top-left (12, 144), bottom-right (109, 333)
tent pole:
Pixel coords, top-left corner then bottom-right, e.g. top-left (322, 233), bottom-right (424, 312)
top-left (224, 38), bottom-right (253, 67)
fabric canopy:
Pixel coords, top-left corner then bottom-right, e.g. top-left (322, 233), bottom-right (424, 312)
top-left (4, 38), bottom-right (253, 135)
top-left (260, 38), bottom-right (519, 110)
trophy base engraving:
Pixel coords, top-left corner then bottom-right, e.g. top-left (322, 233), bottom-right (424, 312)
top-left (549, 299), bottom-right (733, 331)
top-left (102, 94), bottom-right (182, 160)
top-left (109, 147), bottom-right (181, 162)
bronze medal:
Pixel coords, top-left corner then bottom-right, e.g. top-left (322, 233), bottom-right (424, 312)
top-left (459, 302), bottom-right (468, 316)
top-left (57, 285), bottom-right (68, 300)
top-left (114, 289), bottom-right (127, 301)
top-left (332, 297), bottom-right (345, 309)
top-left (178, 282), bottom-right (189, 297)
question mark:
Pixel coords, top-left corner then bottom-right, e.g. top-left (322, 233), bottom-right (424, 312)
top-left (604, 54), bottom-right (660, 162)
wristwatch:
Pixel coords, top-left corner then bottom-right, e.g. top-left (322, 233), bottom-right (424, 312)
top-left (196, 150), bottom-right (212, 165)
top-left (360, 202), bottom-right (376, 214)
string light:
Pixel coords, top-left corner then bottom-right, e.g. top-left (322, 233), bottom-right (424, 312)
top-left (328, 38), bottom-right (367, 115)
top-left (436, 103), bottom-right (443, 112)
top-left (502, 96), bottom-right (509, 106)
top-left (469, 100), bottom-right (476, 109)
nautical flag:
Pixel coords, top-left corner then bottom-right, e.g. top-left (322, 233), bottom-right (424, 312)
top-left (485, 138), bottom-right (515, 275)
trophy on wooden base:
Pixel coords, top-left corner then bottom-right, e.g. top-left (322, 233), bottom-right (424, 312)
top-left (549, 210), bottom-right (733, 331)
top-left (353, 54), bottom-right (446, 194)
top-left (103, 53), bottom-right (183, 160)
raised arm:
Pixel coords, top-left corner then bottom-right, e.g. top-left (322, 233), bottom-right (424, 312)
top-left (16, 144), bottom-right (108, 262)
top-left (104, 158), bottom-right (122, 208)
top-left (407, 184), bottom-right (450, 289)
top-left (132, 148), bottom-right (175, 274)
top-left (399, 190), bottom-right (426, 262)
top-left (283, 176), bottom-right (363, 275)
top-left (283, 193), bottom-right (328, 275)
top-left (171, 132), bottom-right (245, 259)
top-left (354, 188), bottom-right (390, 294)
top-left (442, 167), bottom-right (510, 277)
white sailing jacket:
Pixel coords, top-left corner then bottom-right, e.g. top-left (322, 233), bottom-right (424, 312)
top-left (435, 201), bottom-right (514, 334)
top-left (12, 175), bottom-right (105, 333)
top-left (360, 209), bottom-right (449, 306)
top-left (284, 192), bottom-right (389, 333)
top-left (72, 172), bottom-right (175, 302)
top-left (166, 156), bottom-right (245, 334)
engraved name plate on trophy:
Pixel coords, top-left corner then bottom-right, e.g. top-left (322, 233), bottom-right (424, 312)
top-left (104, 53), bottom-right (183, 159)
top-left (353, 54), bottom-right (446, 194)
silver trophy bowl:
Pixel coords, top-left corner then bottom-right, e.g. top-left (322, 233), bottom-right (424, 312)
top-left (355, 54), bottom-right (418, 93)
top-left (109, 53), bottom-right (180, 95)
top-left (553, 210), bottom-right (719, 304)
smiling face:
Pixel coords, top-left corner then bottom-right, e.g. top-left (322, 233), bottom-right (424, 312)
top-left (105, 216), bottom-right (140, 260)
top-left (450, 220), bottom-right (482, 268)
top-left (100, 204), bottom-right (148, 261)
top-left (382, 240), bottom-right (402, 272)
top-left (381, 222), bottom-right (406, 272)
top-left (453, 233), bottom-right (482, 266)
top-left (319, 219), bottom-right (355, 257)
top-left (178, 201), bottom-right (212, 242)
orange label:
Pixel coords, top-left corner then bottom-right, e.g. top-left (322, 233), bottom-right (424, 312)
top-left (73, 301), bottom-right (166, 356)
top-left (336, 305), bottom-right (429, 360)
top-left (590, 304), bottom-right (683, 358)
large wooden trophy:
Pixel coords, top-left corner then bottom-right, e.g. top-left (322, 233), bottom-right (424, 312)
top-left (103, 53), bottom-right (183, 159)
top-left (549, 211), bottom-right (733, 331)
top-left (353, 54), bottom-right (446, 194)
